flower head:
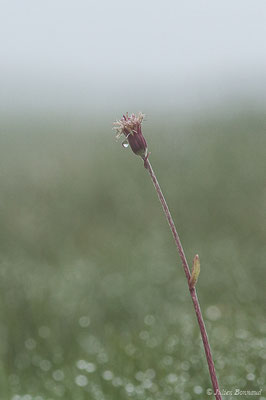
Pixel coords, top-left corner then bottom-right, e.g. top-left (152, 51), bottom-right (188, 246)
top-left (113, 112), bottom-right (148, 157)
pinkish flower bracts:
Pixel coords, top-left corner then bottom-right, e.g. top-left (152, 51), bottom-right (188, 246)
top-left (113, 112), bottom-right (148, 157)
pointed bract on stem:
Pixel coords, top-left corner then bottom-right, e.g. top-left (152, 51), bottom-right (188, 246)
top-left (113, 112), bottom-right (222, 400)
top-left (189, 254), bottom-right (201, 289)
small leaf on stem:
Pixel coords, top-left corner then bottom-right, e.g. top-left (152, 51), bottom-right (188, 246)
top-left (189, 254), bottom-right (200, 288)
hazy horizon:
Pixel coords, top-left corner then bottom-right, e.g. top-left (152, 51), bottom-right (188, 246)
top-left (1, 0), bottom-right (266, 114)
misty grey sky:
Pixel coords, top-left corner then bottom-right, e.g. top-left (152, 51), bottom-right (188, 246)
top-left (1, 0), bottom-right (266, 112)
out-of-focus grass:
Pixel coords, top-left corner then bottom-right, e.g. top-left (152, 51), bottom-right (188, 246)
top-left (0, 111), bottom-right (265, 399)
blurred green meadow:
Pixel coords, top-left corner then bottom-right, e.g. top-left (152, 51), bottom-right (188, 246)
top-left (0, 110), bottom-right (265, 400)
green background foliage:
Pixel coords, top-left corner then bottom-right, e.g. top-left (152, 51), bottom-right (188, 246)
top-left (0, 110), bottom-right (265, 399)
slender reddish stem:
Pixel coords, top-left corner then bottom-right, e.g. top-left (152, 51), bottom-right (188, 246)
top-left (144, 158), bottom-right (222, 400)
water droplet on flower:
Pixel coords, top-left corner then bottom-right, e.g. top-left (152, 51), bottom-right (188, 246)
top-left (122, 140), bottom-right (129, 148)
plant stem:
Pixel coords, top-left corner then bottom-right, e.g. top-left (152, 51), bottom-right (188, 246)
top-left (144, 158), bottom-right (222, 400)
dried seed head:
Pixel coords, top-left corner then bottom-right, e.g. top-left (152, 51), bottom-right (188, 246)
top-left (113, 112), bottom-right (148, 157)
